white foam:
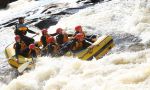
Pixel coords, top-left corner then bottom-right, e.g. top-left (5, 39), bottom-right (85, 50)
top-left (1, 0), bottom-right (150, 90)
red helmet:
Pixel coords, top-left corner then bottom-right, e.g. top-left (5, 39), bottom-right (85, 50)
top-left (15, 35), bottom-right (20, 41)
top-left (29, 44), bottom-right (35, 49)
top-left (42, 29), bottom-right (48, 35)
top-left (75, 33), bottom-right (84, 40)
top-left (47, 36), bottom-right (55, 43)
top-left (75, 25), bottom-right (82, 32)
top-left (56, 28), bottom-right (63, 34)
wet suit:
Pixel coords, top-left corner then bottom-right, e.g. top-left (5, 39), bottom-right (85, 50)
top-left (15, 23), bottom-right (36, 46)
top-left (21, 48), bottom-right (37, 58)
top-left (14, 42), bottom-right (22, 59)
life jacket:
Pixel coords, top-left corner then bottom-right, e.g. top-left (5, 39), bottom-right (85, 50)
top-left (63, 33), bottom-right (69, 43)
top-left (35, 41), bottom-right (43, 47)
top-left (40, 35), bottom-right (50, 46)
top-left (15, 23), bottom-right (28, 35)
top-left (20, 41), bottom-right (27, 51)
top-left (13, 41), bottom-right (27, 51)
top-left (56, 34), bottom-right (69, 45)
top-left (72, 41), bottom-right (83, 51)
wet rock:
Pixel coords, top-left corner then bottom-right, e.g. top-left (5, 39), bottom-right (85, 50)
top-left (145, 41), bottom-right (150, 49)
top-left (1, 1), bottom-right (94, 30)
top-left (41, 4), bottom-right (57, 14)
top-left (111, 32), bottom-right (141, 45)
top-left (35, 6), bottom-right (90, 29)
top-left (128, 43), bottom-right (145, 52)
top-left (77, 0), bottom-right (110, 4)
top-left (35, 17), bottom-right (58, 30)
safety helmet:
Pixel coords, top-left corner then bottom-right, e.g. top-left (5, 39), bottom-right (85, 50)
top-left (29, 44), bottom-right (35, 49)
top-left (15, 35), bottom-right (20, 41)
top-left (56, 28), bottom-right (63, 34)
top-left (42, 29), bottom-right (48, 35)
top-left (75, 25), bottom-right (82, 32)
top-left (75, 33), bottom-right (84, 40)
top-left (47, 36), bottom-right (55, 43)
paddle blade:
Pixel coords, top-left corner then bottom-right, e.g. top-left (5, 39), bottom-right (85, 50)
top-left (18, 62), bottom-right (30, 73)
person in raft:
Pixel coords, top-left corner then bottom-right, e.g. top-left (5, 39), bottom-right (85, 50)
top-left (14, 17), bottom-right (39, 46)
top-left (73, 25), bottom-right (97, 43)
top-left (50, 28), bottom-right (69, 46)
top-left (57, 33), bottom-right (92, 56)
top-left (13, 35), bottom-right (27, 63)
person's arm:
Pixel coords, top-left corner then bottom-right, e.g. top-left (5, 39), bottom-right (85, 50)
top-left (27, 29), bottom-right (36, 34)
top-left (67, 34), bottom-right (73, 37)
top-left (50, 33), bottom-right (57, 36)
top-left (83, 40), bottom-right (93, 49)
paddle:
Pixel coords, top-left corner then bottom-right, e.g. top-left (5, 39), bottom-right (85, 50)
top-left (18, 61), bottom-right (30, 73)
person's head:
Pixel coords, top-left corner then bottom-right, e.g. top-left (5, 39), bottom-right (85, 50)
top-left (56, 28), bottom-right (63, 34)
top-left (15, 35), bottom-right (21, 42)
top-left (47, 36), bottom-right (55, 43)
top-left (41, 29), bottom-right (48, 35)
top-left (18, 17), bottom-right (25, 24)
top-left (29, 44), bottom-right (35, 50)
top-left (91, 35), bottom-right (97, 42)
top-left (75, 33), bottom-right (84, 41)
top-left (75, 25), bottom-right (82, 33)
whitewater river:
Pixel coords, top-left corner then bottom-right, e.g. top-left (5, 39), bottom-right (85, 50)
top-left (0, 0), bottom-right (150, 90)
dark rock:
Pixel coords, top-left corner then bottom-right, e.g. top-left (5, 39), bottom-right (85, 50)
top-left (77, 0), bottom-right (111, 4)
top-left (35, 17), bottom-right (58, 30)
top-left (0, 0), bottom-right (17, 9)
top-left (91, 0), bottom-right (104, 3)
top-left (35, 6), bottom-right (89, 29)
top-left (128, 43), bottom-right (145, 52)
top-left (41, 4), bottom-right (57, 14)
top-left (2, 18), bottom-right (18, 27)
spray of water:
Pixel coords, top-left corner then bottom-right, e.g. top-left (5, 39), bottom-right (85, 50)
top-left (1, 0), bottom-right (150, 90)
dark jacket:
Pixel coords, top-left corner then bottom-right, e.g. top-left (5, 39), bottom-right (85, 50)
top-left (41, 35), bottom-right (47, 48)
top-left (15, 23), bottom-right (36, 36)
top-left (22, 48), bottom-right (37, 58)
top-left (14, 42), bottom-right (22, 59)
top-left (51, 33), bottom-right (68, 45)
top-left (56, 34), bottom-right (64, 45)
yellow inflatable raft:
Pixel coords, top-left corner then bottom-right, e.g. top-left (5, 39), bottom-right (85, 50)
top-left (5, 35), bottom-right (114, 69)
